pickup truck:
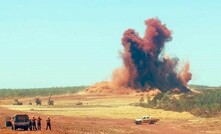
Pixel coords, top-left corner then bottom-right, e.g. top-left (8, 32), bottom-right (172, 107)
top-left (135, 116), bottom-right (159, 125)
top-left (5, 114), bottom-right (29, 130)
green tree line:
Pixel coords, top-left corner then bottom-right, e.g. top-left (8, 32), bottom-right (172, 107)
top-left (136, 89), bottom-right (221, 117)
top-left (0, 86), bottom-right (87, 99)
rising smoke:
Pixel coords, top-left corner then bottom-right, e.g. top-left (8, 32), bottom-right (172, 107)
top-left (112, 18), bottom-right (192, 92)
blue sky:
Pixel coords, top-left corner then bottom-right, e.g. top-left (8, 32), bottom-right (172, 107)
top-left (0, 0), bottom-right (220, 88)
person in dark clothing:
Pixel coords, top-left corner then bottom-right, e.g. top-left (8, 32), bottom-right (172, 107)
top-left (29, 117), bottom-right (32, 131)
top-left (37, 116), bottom-right (42, 130)
top-left (46, 116), bottom-right (51, 130)
top-left (31, 116), bottom-right (37, 130)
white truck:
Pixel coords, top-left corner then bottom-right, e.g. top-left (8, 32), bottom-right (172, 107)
top-left (135, 116), bottom-right (159, 125)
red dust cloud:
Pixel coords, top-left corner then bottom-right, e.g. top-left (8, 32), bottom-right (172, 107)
top-left (112, 18), bottom-right (192, 92)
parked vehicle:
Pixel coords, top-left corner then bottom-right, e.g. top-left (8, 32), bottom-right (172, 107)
top-left (48, 92), bottom-right (54, 105)
top-left (35, 98), bottom-right (41, 105)
top-left (135, 116), bottom-right (159, 125)
top-left (12, 99), bottom-right (23, 105)
top-left (5, 114), bottom-right (29, 130)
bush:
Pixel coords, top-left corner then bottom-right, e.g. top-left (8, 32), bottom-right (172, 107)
top-left (135, 89), bottom-right (221, 117)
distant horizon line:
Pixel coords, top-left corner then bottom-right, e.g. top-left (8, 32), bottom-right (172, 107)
top-left (0, 83), bottom-right (220, 90)
top-left (0, 85), bottom-right (88, 90)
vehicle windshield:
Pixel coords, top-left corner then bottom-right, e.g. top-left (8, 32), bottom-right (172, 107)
top-left (142, 116), bottom-right (150, 119)
top-left (14, 115), bottom-right (29, 122)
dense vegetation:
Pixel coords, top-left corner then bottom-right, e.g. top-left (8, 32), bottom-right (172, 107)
top-left (0, 86), bottom-right (87, 99)
top-left (188, 84), bottom-right (221, 90)
top-left (136, 88), bottom-right (221, 117)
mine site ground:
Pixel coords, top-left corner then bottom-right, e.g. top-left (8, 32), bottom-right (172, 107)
top-left (1, 93), bottom-right (221, 134)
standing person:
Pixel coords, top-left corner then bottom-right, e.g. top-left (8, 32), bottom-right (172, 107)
top-left (46, 116), bottom-right (51, 130)
top-left (29, 117), bottom-right (32, 131)
top-left (37, 116), bottom-right (42, 130)
top-left (10, 117), bottom-right (14, 130)
top-left (31, 116), bottom-right (37, 130)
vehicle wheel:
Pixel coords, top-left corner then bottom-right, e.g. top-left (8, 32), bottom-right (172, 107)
top-left (136, 121), bottom-right (141, 125)
top-left (149, 121), bottom-right (154, 125)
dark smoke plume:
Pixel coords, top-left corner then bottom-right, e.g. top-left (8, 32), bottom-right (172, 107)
top-left (112, 18), bottom-right (192, 92)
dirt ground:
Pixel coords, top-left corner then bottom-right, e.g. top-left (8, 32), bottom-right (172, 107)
top-left (1, 94), bottom-right (221, 134)
top-left (0, 106), bottom-right (191, 134)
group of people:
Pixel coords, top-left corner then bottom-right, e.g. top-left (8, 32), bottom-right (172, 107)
top-left (29, 116), bottom-right (51, 131)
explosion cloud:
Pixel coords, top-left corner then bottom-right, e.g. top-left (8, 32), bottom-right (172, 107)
top-left (112, 18), bottom-right (192, 92)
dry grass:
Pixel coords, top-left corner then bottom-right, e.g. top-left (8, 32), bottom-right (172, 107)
top-left (1, 94), bottom-right (194, 120)
top-left (2, 93), bottom-right (221, 133)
